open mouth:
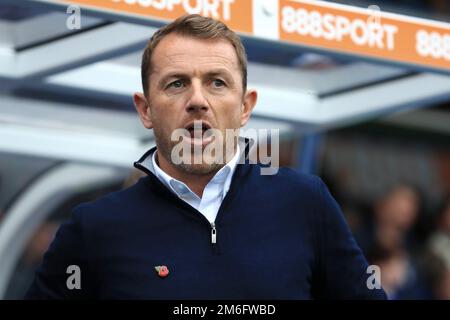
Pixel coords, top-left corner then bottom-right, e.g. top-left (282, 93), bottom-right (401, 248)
top-left (183, 121), bottom-right (215, 146)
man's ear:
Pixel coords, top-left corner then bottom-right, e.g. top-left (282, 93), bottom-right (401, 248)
top-left (133, 92), bottom-right (153, 129)
top-left (240, 89), bottom-right (257, 127)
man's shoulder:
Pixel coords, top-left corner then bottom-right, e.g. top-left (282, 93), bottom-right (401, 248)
top-left (72, 176), bottom-right (150, 222)
top-left (253, 164), bottom-right (323, 192)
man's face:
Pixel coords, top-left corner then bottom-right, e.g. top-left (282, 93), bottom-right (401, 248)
top-left (134, 33), bottom-right (256, 175)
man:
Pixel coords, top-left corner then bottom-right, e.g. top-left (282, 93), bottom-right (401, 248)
top-left (26, 14), bottom-right (386, 299)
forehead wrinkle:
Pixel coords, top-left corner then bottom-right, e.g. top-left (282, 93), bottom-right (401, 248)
top-left (164, 51), bottom-right (237, 68)
top-left (153, 53), bottom-right (239, 79)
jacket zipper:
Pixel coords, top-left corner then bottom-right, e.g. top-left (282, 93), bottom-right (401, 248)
top-left (134, 158), bottom-right (245, 255)
top-left (211, 222), bottom-right (217, 244)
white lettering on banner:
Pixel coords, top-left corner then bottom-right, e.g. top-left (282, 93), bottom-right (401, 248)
top-left (111, 0), bottom-right (235, 20)
top-left (416, 30), bottom-right (450, 61)
top-left (281, 5), bottom-right (398, 50)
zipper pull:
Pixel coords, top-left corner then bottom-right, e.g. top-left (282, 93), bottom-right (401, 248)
top-left (211, 222), bottom-right (217, 244)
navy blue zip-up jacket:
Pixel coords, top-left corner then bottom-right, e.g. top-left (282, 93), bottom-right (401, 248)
top-left (26, 140), bottom-right (386, 299)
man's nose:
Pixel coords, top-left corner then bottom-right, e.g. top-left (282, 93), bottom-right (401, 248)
top-left (185, 82), bottom-right (209, 113)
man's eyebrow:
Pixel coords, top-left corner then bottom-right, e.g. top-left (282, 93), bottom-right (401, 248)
top-left (205, 69), bottom-right (236, 84)
top-left (157, 68), bottom-right (235, 86)
top-left (157, 72), bottom-right (188, 86)
top-left (205, 68), bottom-right (233, 77)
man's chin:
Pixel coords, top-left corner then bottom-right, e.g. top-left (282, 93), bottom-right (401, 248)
top-left (176, 161), bottom-right (224, 176)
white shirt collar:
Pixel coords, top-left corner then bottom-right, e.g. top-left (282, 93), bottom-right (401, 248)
top-left (151, 144), bottom-right (241, 201)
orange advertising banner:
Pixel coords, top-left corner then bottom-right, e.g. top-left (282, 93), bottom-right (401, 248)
top-left (52, 0), bottom-right (253, 34)
top-left (31, 0), bottom-right (450, 73)
top-left (279, 0), bottom-right (450, 73)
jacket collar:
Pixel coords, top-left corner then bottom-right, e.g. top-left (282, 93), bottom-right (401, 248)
top-left (133, 136), bottom-right (255, 176)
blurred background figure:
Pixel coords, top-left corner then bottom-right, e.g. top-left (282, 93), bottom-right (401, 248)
top-left (372, 185), bottom-right (421, 252)
top-left (428, 197), bottom-right (450, 268)
top-left (369, 246), bottom-right (429, 299)
top-left (361, 185), bottom-right (431, 299)
top-left (425, 197), bottom-right (450, 299)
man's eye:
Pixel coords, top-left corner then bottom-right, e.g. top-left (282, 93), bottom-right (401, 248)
top-left (212, 79), bottom-right (225, 88)
top-left (167, 80), bottom-right (184, 89)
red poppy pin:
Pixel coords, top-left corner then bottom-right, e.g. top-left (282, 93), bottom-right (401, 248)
top-left (154, 265), bottom-right (169, 278)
